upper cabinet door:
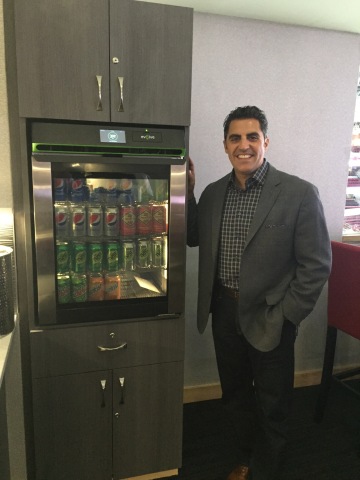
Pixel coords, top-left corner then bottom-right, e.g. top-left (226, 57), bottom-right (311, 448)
top-left (109, 0), bottom-right (193, 126)
top-left (14, 0), bottom-right (110, 121)
top-left (14, 0), bottom-right (193, 125)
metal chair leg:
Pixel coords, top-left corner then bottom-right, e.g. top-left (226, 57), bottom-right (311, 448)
top-left (314, 326), bottom-right (338, 423)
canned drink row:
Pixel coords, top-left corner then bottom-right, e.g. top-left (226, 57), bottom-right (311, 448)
top-left (54, 177), bottom-right (168, 204)
top-left (55, 201), bottom-right (167, 238)
top-left (56, 237), bottom-right (166, 275)
top-left (54, 177), bottom-right (134, 204)
top-left (57, 272), bottom-right (121, 304)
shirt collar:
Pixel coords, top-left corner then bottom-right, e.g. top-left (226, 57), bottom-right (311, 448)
top-left (229, 159), bottom-right (269, 189)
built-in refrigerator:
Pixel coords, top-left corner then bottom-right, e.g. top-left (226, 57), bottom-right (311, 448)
top-left (30, 120), bottom-right (187, 326)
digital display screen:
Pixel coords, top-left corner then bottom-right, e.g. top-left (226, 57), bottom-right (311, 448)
top-left (100, 129), bottom-right (126, 143)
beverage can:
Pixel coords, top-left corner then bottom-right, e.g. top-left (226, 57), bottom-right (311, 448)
top-left (106, 179), bottom-right (118, 205)
top-left (71, 273), bottom-right (88, 302)
top-left (72, 242), bottom-right (87, 274)
top-left (53, 178), bottom-right (67, 201)
top-left (137, 238), bottom-right (150, 268)
top-left (151, 237), bottom-right (164, 268)
top-left (87, 204), bottom-right (104, 237)
top-left (88, 273), bottom-right (105, 301)
top-left (136, 204), bottom-right (152, 235)
top-left (70, 203), bottom-right (87, 237)
top-left (105, 241), bottom-right (120, 272)
top-left (88, 242), bottom-right (103, 273)
top-left (57, 274), bottom-right (71, 304)
top-left (54, 202), bottom-right (70, 237)
top-left (153, 179), bottom-right (168, 202)
top-left (120, 204), bottom-right (136, 236)
top-left (70, 178), bottom-right (86, 202)
top-left (104, 206), bottom-right (119, 236)
top-left (119, 178), bottom-right (133, 191)
top-left (121, 241), bottom-right (135, 271)
top-left (56, 241), bottom-right (70, 274)
top-left (152, 203), bottom-right (167, 234)
top-left (104, 272), bottom-right (121, 300)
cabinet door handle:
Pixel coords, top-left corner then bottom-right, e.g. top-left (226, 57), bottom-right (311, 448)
top-left (117, 76), bottom-right (124, 112)
top-left (97, 342), bottom-right (127, 352)
top-left (119, 377), bottom-right (125, 404)
top-left (96, 75), bottom-right (103, 111)
top-left (100, 379), bottom-right (106, 408)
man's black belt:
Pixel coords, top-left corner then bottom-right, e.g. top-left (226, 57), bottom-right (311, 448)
top-left (219, 285), bottom-right (239, 300)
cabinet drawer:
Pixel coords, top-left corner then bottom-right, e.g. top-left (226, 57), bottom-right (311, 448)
top-left (31, 317), bottom-right (184, 378)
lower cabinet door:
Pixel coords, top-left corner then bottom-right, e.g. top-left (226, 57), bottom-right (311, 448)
top-left (113, 362), bottom-right (184, 479)
top-left (33, 370), bottom-right (113, 480)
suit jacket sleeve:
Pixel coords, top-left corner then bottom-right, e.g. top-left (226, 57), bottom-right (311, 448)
top-left (281, 183), bottom-right (331, 325)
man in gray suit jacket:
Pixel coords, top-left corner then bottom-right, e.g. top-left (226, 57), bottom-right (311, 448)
top-left (187, 106), bottom-right (331, 480)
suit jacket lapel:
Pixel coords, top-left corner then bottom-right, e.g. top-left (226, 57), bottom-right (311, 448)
top-left (244, 165), bottom-right (281, 248)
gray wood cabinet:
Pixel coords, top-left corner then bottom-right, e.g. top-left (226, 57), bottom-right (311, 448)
top-left (14, 0), bottom-right (193, 125)
top-left (31, 318), bottom-right (185, 480)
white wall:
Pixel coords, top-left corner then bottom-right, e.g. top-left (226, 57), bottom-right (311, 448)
top-left (185, 12), bottom-right (360, 386)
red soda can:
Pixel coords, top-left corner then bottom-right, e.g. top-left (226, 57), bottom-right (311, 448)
top-left (120, 204), bottom-right (136, 236)
top-left (105, 206), bottom-right (119, 236)
top-left (136, 204), bottom-right (152, 235)
top-left (70, 203), bottom-right (87, 237)
top-left (87, 204), bottom-right (104, 236)
top-left (152, 203), bottom-right (167, 234)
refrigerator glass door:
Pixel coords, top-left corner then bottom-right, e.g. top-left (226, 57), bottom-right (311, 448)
top-left (32, 156), bottom-right (185, 325)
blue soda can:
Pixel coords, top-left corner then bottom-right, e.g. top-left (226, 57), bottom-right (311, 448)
top-left (70, 178), bottom-right (86, 202)
top-left (53, 178), bottom-right (67, 201)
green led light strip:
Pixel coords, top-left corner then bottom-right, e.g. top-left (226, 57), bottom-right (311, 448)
top-left (32, 143), bottom-right (186, 157)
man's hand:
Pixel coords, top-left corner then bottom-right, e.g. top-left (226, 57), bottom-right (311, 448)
top-left (188, 157), bottom-right (195, 198)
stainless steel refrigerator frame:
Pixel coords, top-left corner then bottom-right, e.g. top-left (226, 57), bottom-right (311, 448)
top-left (30, 121), bottom-right (188, 326)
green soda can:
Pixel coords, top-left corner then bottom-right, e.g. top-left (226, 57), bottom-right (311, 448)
top-left (122, 240), bottom-right (135, 271)
top-left (151, 237), bottom-right (164, 268)
top-left (57, 274), bottom-right (71, 304)
top-left (72, 242), bottom-right (87, 273)
top-left (154, 179), bottom-right (168, 202)
top-left (105, 241), bottom-right (120, 272)
top-left (56, 241), bottom-right (70, 274)
top-left (137, 238), bottom-right (150, 268)
top-left (71, 273), bottom-right (87, 302)
top-left (88, 242), bottom-right (103, 273)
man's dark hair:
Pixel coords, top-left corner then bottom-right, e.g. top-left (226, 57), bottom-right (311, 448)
top-left (223, 106), bottom-right (268, 139)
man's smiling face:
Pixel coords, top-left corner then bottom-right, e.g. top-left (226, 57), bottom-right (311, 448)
top-left (223, 118), bottom-right (269, 187)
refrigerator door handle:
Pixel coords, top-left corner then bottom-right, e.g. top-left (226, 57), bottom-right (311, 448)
top-left (32, 157), bottom-right (57, 324)
top-left (97, 342), bottom-right (127, 352)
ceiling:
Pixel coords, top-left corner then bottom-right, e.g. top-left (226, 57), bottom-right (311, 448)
top-left (139, 0), bottom-right (360, 34)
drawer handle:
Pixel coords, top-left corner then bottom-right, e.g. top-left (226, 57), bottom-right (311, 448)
top-left (97, 342), bottom-right (127, 352)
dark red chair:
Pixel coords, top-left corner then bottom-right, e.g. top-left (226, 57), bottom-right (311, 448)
top-left (314, 240), bottom-right (360, 422)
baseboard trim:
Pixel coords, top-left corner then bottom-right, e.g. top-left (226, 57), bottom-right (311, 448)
top-left (121, 469), bottom-right (178, 480)
top-left (183, 367), bottom-right (351, 404)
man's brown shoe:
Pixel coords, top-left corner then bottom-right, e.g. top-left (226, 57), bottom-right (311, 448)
top-left (227, 464), bottom-right (250, 480)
